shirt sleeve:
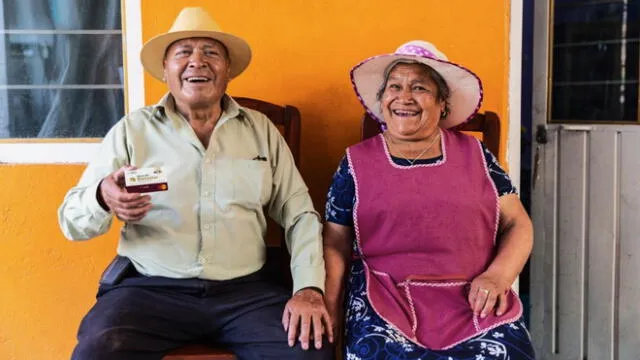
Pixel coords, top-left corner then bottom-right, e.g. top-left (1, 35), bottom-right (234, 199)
top-left (264, 118), bottom-right (325, 294)
top-left (481, 142), bottom-right (518, 197)
top-left (325, 155), bottom-right (355, 226)
top-left (57, 118), bottom-right (129, 240)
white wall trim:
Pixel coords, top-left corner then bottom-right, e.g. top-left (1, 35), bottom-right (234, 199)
top-left (508, 0), bottom-right (523, 189)
top-left (124, 0), bottom-right (145, 113)
top-left (0, 143), bottom-right (101, 164)
top-left (0, 0), bottom-right (144, 164)
top-left (0, 29), bottom-right (122, 35)
top-left (508, 0), bottom-right (524, 293)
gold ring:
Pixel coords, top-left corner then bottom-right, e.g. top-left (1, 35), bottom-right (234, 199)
top-left (480, 288), bottom-right (490, 294)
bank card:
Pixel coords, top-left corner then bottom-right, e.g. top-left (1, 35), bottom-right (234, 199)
top-left (124, 167), bottom-right (168, 193)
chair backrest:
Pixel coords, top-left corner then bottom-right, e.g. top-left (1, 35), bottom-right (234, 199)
top-left (361, 111), bottom-right (501, 155)
top-left (233, 97), bottom-right (299, 290)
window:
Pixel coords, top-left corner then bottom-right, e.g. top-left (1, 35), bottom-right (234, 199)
top-left (551, 0), bottom-right (640, 122)
top-left (0, 0), bottom-right (124, 139)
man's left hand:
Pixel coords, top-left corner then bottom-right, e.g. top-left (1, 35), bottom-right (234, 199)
top-left (281, 288), bottom-right (333, 350)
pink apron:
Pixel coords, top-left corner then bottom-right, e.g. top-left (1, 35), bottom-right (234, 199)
top-left (347, 129), bottom-right (522, 350)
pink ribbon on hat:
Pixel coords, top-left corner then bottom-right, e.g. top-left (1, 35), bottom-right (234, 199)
top-left (396, 44), bottom-right (437, 59)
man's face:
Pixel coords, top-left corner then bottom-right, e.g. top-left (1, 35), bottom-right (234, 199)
top-left (163, 38), bottom-right (230, 109)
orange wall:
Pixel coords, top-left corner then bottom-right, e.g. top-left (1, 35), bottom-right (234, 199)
top-left (0, 1), bottom-right (510, 358)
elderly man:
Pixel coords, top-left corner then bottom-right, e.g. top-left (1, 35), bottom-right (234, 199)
top-left (59, 7), bottom-right (333, 360)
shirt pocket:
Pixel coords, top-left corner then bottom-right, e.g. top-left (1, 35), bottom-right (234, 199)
top-left (214, 159), bottom-right (272, 209)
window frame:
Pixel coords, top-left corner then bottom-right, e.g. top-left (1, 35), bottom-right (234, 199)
top-left (548, 0), bottom-right (640, 125)
top-left (0, 0), bottom-right (144, 164)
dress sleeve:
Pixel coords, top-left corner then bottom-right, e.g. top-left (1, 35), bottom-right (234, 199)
top-left (324, 155), bottom-right (356, 226)
top-left (481, 142), bottom-right (518, 197)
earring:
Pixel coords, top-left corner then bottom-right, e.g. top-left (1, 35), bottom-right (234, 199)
top-left (161, 76), bottom-right (166, 82)
top-left (440, 108), bottom-right (449, 119)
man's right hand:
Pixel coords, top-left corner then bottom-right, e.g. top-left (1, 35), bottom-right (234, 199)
top-left (99, 166), bottom-right (152, 221)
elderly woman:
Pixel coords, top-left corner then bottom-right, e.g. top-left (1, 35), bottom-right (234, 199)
top-left (323, 41), bottom-right (535, 359)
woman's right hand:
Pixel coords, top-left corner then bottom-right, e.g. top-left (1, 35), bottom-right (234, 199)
top-left (325, 300), bottom-right (342, 336)
top-left (323, 222), bottom-right (352, 339)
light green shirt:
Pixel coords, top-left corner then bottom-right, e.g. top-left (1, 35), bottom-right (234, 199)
top-left (58, 93), bottom-right (325, 293)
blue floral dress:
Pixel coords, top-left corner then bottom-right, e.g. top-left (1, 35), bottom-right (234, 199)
top-left (325, 143), bottom-right (536, 360)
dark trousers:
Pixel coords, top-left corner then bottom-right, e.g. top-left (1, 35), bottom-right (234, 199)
top-left (71, 268), bottom-right (333, 360)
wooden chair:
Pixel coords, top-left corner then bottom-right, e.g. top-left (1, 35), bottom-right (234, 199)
top-left (163, 97), bottom-right (301, 360)
top-left (361, 111), bottom-right (501, 155)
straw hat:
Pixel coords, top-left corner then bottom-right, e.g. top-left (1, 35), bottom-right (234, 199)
top-left (350, 40), bottom-right (483, 129)
top-left (140, 7), bottom-right (252, 81)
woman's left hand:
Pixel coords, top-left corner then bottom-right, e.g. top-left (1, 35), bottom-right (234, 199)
top-left (468, 272), bottom-right (510, 318)
top-left (468, 194), bottom-right (533, 319)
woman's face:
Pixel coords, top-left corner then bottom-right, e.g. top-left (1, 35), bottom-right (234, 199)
top-left (380, 63), bottom-right (445, 140)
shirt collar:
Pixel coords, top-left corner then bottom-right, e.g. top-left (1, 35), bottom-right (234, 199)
top-left (152, 93), bottom-right (247, 123)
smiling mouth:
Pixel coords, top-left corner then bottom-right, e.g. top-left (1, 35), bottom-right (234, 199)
top-left (391, 109), bottom-right (420, 117)
top-left (183, 76), bottom-right (211, 83)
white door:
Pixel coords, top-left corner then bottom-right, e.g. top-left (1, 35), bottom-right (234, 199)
top-left (530, 1), bottom-right (640, 359)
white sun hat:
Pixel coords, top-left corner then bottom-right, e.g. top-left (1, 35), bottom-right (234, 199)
top-left (350, 40), bottom-right (483, 129)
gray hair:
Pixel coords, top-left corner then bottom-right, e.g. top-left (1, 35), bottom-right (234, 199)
top-left (376, 59), bottom-right (451, 118)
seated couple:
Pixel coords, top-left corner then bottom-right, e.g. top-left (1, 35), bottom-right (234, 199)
top-left (59, 7), bottom-right (534, 360)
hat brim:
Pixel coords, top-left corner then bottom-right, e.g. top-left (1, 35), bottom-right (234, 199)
top-left (350, 54), bottom-right (483, 129)
top-left (140, 30), bottom-right (252, 81)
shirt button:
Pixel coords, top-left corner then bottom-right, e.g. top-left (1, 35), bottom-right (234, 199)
top-left (198, 255), bottom-right (207, 264)
top-left (203, 224), bottom-right (211, 230)
top-left (204, 158), bottom-right (212, 164)
top-left (203, 191), bottom-right (210, 197)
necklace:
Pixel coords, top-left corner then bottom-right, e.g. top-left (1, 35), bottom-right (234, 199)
top-left (384, 130), bottom-right (441, 166)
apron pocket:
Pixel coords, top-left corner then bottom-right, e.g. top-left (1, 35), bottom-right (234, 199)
top-left (403, 279), bottom-right (478, 349)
